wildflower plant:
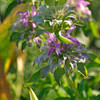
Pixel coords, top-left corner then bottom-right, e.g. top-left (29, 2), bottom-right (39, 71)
top-left (11, 0), bottom-right (93, 99)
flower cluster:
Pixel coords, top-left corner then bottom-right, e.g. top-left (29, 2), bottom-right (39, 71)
top-left (16, 5), bottom-right (39, 27)
top-left (35, 27), bottom-right (89, 74)
top-left (11, 5), bottom-right (41, 47)
top-left (66, 0), bottom-right (91, 16)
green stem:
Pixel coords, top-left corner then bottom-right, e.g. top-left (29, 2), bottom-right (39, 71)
top-left (66, 76), bottom-right (81, 100)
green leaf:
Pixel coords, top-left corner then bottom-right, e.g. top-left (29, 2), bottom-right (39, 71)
top-left (86, 61), bottom-right (100, 68)
top-left (33, 15), bottom-right (44, 25)
top-left (63, 10), bottom-right (77, 20)
top-left (35, 52), bottom-right (48, 67)
top-left (42, 22), bottom-right (54, 33)
top-left (40, 65), bottom-right (50, 78)
top-left (89, 53), bottom-right (100, 64)
top-left (77, 63), bottom-right (88, 77)
top-left (36, 29), bottom-right (45, 36)
top-left (24, 66), bottom-right (49, 87)
top-left (82, 26), bottom-right (89, 36)
top-left (5, 1), bottom-right (17, 18)
top-left (54, 67), bottom-right (65, 84)
top-left (10, 32), bottom-right (20, 41)
top-left (90, 21), bottom-right (99, 38)
top-left (55, 97), bottom-right (70, 100)
top-left (64, 61), bottom-right (72, 76)
top-left (39, 5), bottom-right (55, 21)
top-left (67, 5), bottom-right (74, 11)
top-left (66, 14), bottom-right (76, 20)
top-left (45, 0), bottom-right (55, 6)
top-left (90, 94), bottom-right (100, 100)
top-left (78, 79), bottom-right (85, 92)
top-left (22, 41), bottom-right (27, 50)
top-left (16, 40), bottom-right (19, 48)
top-left (50, 63), bottom-right (57, 72)
top-left (24, 70), bottom-right (41, 87)
top-left (29, 87), bottom-right (38, 100)
top-left (57, 0), bottom-right (67, 6)
top-left (78, 79), bottom-right (86, 98)
top-left (55, 31), bottom-right (72, 43)
top-left (65, 87), bottom-right (75, 97)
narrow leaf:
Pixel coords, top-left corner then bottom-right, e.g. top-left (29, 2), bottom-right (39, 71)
top-left (29, 87), bottom-right (38, 100)
top-left (24, 70), bottom-right (41, 87)
top-left (55, 31), bottom-right (72, 43)
top-left (90, 21), bottom-right (99, 38)
top-left (77, 63), bottom-right (88, 77)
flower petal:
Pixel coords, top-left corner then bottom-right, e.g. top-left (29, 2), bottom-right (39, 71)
top-left (65, 26), bottom-right (76, 37)
top-left (16, 11), bottom-right (23, 15)
top-left (22, 18), bottom-right (28, 27)
top-left (55, 43), bottom-right (60, 55)
top-left (31, 22), bottom-right (36, 28)
top-left (69, 36), bottom-right (81, 46)
top-left (48, 47), bottom-right (54, 56)
top-left (32, 5), bottom-right (35, 17)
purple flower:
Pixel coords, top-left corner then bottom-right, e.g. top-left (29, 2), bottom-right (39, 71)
top-left (45, 31), bottom-right (61, 56)
top-left (16, 5), bottom-right (40, 27)
top-left (65, 26), bottom-right (76, 36)
top-left (66, 0), bottom-right (91, 16)
top-left (45, 31), bottom-right (56, 46)
top-left (32, 5), bottom-right (40, 17)
top-left (76, 0), bottom-right (91, 15)
top-left (31, 5), bottom-right (41, 28)
top-left (23, 17), bottom-right (28, 26)
top-left (16, 11), bottom-right (29, 27)
top-left (45, 30), bottom-right (81, 56)
top-left (33, 37), bottom-right (42, 46)
top-left (32, 5), bottom-right (36, 17)
top-left (78, 0), bottom-right (90, 6)
top-left (69, 36), bottom-right (81, 46)
top-left (55, 43), bottom-right (60, 55)
top-left (31, 22), bottom-right (36, 28)
top-left (45, 31), bottom-right (55, 40)
top-left (48, 47), bottom-right (54, 56)
top-left (65, 26), bottom-right (81, 46)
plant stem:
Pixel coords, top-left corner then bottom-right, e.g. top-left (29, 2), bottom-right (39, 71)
top-left (66, 75), bottom-right (81, 100)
